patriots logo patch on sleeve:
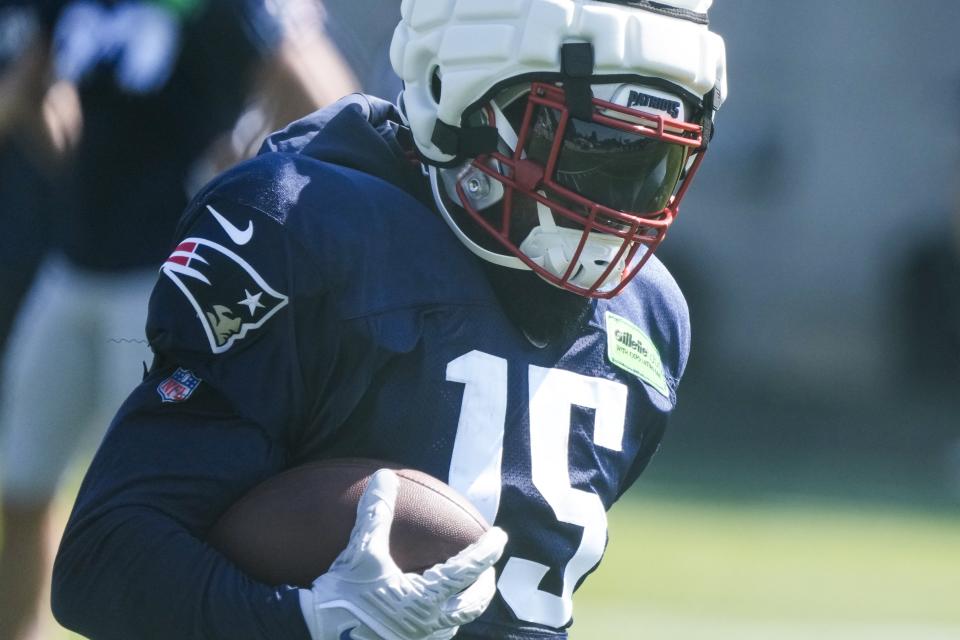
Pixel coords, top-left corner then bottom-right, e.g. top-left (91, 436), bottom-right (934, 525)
top-left (160, 238), bottom-right (288, 353)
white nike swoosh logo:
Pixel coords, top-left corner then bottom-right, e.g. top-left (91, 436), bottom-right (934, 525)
top-left (207, 205), bottom-right (253, 245)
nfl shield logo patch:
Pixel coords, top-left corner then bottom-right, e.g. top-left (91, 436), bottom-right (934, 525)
top-left (157, 368), bottom-right (202, 403)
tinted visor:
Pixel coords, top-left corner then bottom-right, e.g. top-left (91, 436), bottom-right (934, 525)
top-left (525, 107), bottom-right (688, 214)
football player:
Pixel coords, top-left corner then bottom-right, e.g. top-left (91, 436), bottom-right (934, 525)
top-left (51, 1), bottom-right (727, 638)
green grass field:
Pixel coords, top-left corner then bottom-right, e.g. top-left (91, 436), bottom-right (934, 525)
top-left (573, 494), bottom-right (960, 639)
top-left (45, 491), bottom-right (960, 639)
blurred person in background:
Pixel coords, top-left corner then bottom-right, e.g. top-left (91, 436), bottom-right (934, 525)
top-left (319, 0), bottom-right (399, 101)
top-left (0, 0), bottom-right (77, 389)
top-left (0, 1), bottom-right (357, 638)
top-left (0, 4), bottom-right (79, 636)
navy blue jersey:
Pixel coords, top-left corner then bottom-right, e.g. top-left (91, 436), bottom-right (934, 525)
top-left (53, 96), bottom-right (690, 640)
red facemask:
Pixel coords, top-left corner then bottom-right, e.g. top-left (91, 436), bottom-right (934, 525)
top-left (451, 82), bottom-right (706, 298)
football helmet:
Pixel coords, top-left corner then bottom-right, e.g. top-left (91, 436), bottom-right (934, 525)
top-left (391, 0), bottom-right (727, 298)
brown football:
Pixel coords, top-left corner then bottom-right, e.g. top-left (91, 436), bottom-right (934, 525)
top-left (207, 458), bottom-right (489, 587)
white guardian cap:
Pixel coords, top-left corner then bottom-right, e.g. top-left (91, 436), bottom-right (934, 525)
top-left (391, 0), bottom-right (727, 298)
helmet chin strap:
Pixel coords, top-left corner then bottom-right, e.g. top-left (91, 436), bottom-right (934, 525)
top-left (488, 100), bottom-right (519, 152)
top-left (433, 163), bottom-right (628, 293)
top-left (519, 201), bottom-right (627, 292)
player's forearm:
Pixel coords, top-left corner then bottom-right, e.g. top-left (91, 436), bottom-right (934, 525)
top-left (52, 503), bottom-right (312, 640)
top-left (50, 363), bottom-right (312, 638)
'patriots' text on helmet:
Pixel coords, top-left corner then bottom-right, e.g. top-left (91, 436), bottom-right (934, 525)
top-left (391, 0), bottom-right (727, 298)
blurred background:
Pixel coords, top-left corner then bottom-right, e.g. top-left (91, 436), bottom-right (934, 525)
top-left (0, 0), bottom-right (957, 639)
top-left (659, 0), bottom-right (960, 533)
top-left (584, 1), bottom-right (960, 638)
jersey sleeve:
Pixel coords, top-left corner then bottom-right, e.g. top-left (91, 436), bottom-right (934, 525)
top-left (52, 174), bottom-right (389, 637)
top-left (52, 367), bottom-right (312, 640)
top-left (146, 193), bottom-right (345, 447)
top-left (146, 162), bottom-right (406, 450)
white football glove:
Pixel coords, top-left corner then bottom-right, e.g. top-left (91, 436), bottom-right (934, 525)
top-left (299, 469), bottom-right (507, 640)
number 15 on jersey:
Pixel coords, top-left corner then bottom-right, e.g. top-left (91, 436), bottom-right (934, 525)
top-left (445, 350), bottom-right (628, 628)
